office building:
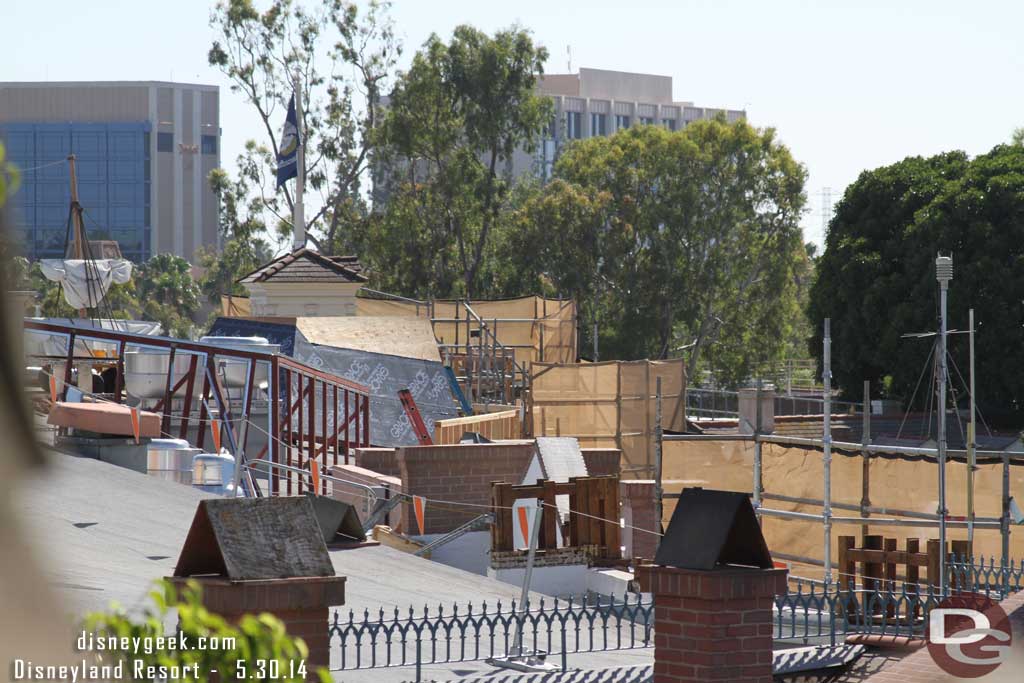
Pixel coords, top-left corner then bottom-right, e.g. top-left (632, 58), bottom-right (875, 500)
top-left (0, 81), bottom-right (221, 262)
top-left (512, 67), bottom-right (747, 180)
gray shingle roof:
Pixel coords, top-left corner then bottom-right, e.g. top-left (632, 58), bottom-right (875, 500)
top-left (238, 247), bottom-right (367, 284)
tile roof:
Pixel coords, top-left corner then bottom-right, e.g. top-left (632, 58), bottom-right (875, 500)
top-left (238, 247), bottom-right (367, 284)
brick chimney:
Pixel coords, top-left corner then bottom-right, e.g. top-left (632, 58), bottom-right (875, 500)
top-left (636, 564), bottom-right (786, 682)
top-left (169, 497), bottom-right (347, 679)
top-left (637, 488), bottom-right (787, 683)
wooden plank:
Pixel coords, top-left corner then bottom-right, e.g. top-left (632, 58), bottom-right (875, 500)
top-left (574, 477), bottom-right (590, 546)
top-left (542, 479), bottom-right (558, 550)
top-left (605, 476), bottom-right (622, 559)
top-left (586, 477), bottom-right (601, 549)
top-left (863, 535), bottom-right (882, 602)
top-left (568, 477), bottom-right (581, 547)
top-left (373, 525), bottom-right (428, 557)
top-left (906, 538), bottom-right (920, 623)
top-left (837, 536), bottom-right (856, 622)
top-left (951, 540), bottom-right (970, 592)
top-left (884, 537), bottom-right (897, 617)
top-left (846, 549), bottom-right (930, 566)
top-left (927, 539), bottom-right (942, 593)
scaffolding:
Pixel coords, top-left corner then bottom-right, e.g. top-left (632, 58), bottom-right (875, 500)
top-left (656, 393), bottom-right (1023, 593)
top-left (356, 291), bottom-right (578, 405)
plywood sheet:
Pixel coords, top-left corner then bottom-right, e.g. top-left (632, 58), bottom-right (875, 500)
top-left (296, 316), bottom-right (440, 363)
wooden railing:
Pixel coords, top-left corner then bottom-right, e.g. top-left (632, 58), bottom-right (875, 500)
top-left (490, 475), bottom-right (621, 560)
top-left (434, 409), bottom-right (521, 444)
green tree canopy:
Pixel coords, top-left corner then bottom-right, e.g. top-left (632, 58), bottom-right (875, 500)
top-left (498, 119), bottom-right (808, 383)
top-left (808, 143), bottom-right (1024, 425)
top-left (136, 254), bottom-right (200, 337)
top-left (208, 0), bottom-right (399, 251)
top-left (362, 24), bottom-right (551, 297)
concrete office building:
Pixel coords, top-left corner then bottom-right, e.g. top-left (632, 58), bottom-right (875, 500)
top-left (0, 81), bottom-right (221, 262)
top-left (512, 67), bottom-right (747, 180)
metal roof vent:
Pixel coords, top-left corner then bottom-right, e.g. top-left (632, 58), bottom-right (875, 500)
top-left (653, 488), bottom-right (774, 570)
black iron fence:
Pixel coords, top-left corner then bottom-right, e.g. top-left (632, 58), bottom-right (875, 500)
top-left (330, 556), bottom-right (1023, 681)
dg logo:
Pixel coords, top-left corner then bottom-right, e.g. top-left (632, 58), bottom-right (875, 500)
top-left (927, 592), bottom-right (1012, 678)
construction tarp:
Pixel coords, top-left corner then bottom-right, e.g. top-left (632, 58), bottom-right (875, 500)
top-left (530, 358), bottom-right (686, 474)
top-left (220, 295), bottom-right (251, 317)
top-left (661, 438), bottom-right (1024, 580)
top-left (356, 295), bottom-right (577, 367)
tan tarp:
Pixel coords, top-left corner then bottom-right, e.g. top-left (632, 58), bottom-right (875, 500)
top-left (530, 359), bottom-right (687, 474)
top-left (356, 295), bottom-right (577, 367)
top-left (220, 295), bottom-right (251, 317)
top-left (661, 439), bottom-right (1024, 580)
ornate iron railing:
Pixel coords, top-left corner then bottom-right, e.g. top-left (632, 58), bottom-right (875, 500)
top-left (330, 557), bottom-right (1022, 681)
top-left (329, 593), bottom-right (652, 678)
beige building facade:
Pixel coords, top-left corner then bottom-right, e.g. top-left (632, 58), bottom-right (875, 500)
top-left (512, 67), bottom-right (747, 179)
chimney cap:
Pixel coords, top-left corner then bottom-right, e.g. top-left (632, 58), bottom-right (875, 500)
top-left (174, 497), bottom-right (336, 581)
top-left (654, 488), bottom-right (774, 571)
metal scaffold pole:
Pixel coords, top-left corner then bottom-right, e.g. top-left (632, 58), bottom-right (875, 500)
top-left (967, 308), bottom-right (976, 548)
top-left (936, 254), bottom-right (952, 596)
top-left (823, 318), bottom-right (833, 586)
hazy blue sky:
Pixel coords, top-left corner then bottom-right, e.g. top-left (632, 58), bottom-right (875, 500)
top-left (5, 0), bottom-right (1022, 245)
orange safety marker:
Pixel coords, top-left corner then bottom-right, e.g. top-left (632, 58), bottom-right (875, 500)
top-left (211, 418), bottom-right (222, 452)
top-left (49, 375), bottom-right (58, 403)
top-left (517, 506), bottom-right (531, 548)
top-left (413, 495), bottom-right (426, 535)
top-left (130, 407), bottom-right (141, 445)
top-left (310, 459), bottom-right (321, 493)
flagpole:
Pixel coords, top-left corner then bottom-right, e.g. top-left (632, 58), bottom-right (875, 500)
top-left (292, 70), bottom-right (305, 250)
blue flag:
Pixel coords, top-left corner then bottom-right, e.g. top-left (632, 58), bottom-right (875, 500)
top-left (276, 94), bottom-right (300, 188)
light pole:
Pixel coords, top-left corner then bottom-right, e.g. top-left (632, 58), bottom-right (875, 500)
top-left (935, 254), bottom-right (953, 596)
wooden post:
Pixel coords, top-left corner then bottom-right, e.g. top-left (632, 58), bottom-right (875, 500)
top-left (927, 539), bottom-right (942, 594)
top-left (864, 535), bottom-right (883, 617)
top-left (906, 538), bottom-right (920, 623)
top-left (837, 535), bottom-right (856, 621)
top-left (605, 476), bottom-right (621, 559)
top-left (884, 537), bottom-right (897, 617)
top-left (951, 539), bottom-right (970, 592)
top-left (568, 477), bottom-right (580, 547)
top-left (542, 479), bottom-right (558, 550)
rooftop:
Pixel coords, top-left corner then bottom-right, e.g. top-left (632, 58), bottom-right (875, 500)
top-left (239, 247), bottom-right (367, 285)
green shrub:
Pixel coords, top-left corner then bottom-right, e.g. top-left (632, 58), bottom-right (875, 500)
top-left (82, 579), bottom-right (331, 682)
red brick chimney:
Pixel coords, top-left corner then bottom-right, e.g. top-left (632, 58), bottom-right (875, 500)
top-left (169, 497), bottom-right (348, 679)
top-left (638, 487), bottom-right (787, 683)
top-left (637, 564), bottom-right (786, 682)
top-left (169, 575), bottom-right (345, 675)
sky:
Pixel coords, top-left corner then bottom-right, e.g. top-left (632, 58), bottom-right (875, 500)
top-left (4, 0), bottom-right (1023, 247)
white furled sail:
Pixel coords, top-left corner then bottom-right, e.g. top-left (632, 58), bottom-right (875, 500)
top-left (39, 259), bottom-right (133, 310)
